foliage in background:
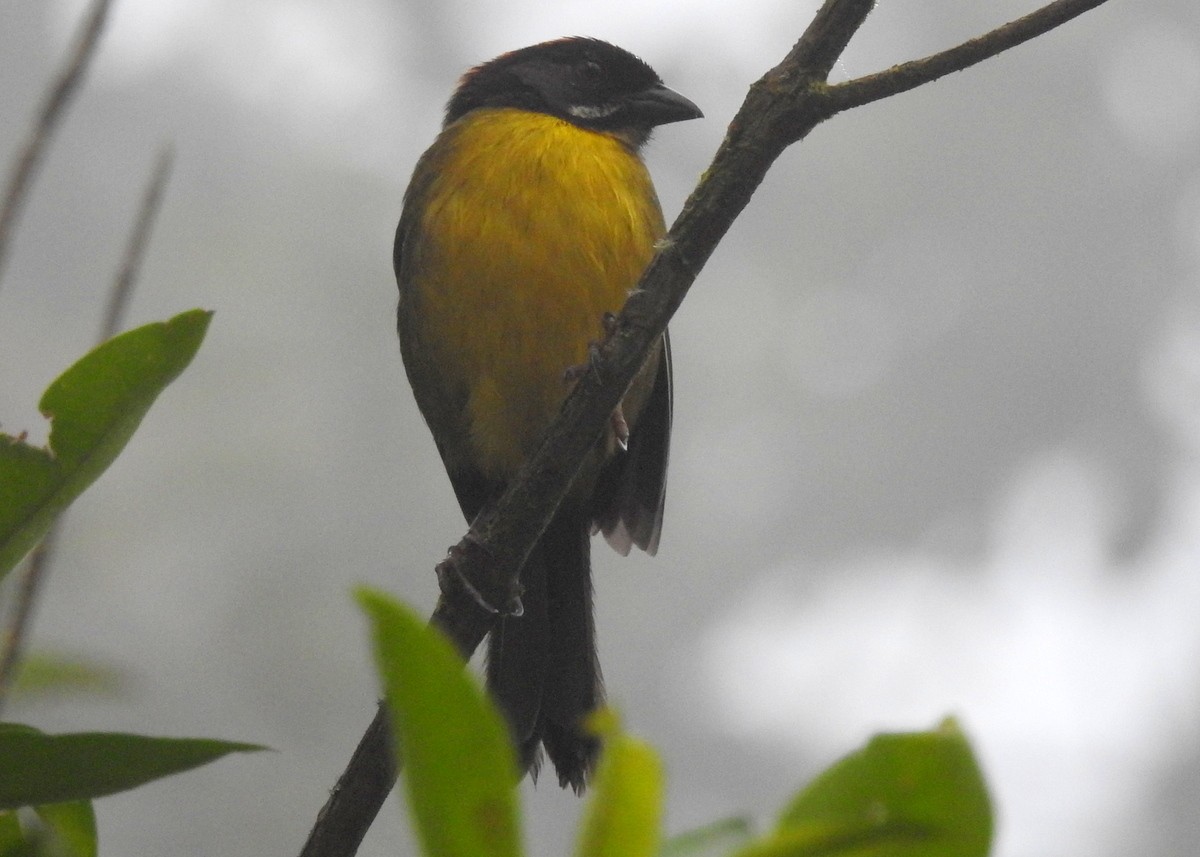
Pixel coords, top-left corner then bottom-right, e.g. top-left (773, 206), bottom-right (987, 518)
top-left (7, 653), bottom-right (124, 702)
top-left (360, 590), bottom-right (994, 857)
top-left (0, 310), bottom-right (211, 580)
top-left (0, 724), bottom-right (262, 809)
top-left (0, 312), bottom-right (265, 857)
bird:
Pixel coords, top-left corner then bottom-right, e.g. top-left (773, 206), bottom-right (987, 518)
top-left (394, 37), bottom-right (701, 791)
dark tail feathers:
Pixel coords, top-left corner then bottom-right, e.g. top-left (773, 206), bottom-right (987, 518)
top-left (485, 503), bottom-right (602, 792)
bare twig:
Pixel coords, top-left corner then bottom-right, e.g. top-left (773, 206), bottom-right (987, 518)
top-left (823, 0), bottom-right (1116, 112)
top-left (0, 150), bottom-right (174, 712)
top-left (300, 0), bottom-right (1117, 853)
top-left (0, 0), bottom-right (114, 289)
top-left (0, 534), bottom-right (60, 711)
top-left (100, 144), bottom-right (174, 340)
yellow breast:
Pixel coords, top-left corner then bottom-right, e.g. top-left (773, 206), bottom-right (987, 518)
top-left (411, 109), bottom-right (665, 479)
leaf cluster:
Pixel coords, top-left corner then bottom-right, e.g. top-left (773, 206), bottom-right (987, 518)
top-left (0, 312), bottom-right (264, 857)
top-left (360, 591), bottom-right (993, 857)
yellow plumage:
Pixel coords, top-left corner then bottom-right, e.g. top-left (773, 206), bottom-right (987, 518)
top-left (394, 37), bottom-right (697, 792)
top-left (405, 108), bottom-right (665, 478)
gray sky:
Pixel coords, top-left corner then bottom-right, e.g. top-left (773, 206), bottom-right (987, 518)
top-left (4, 1), bottom-right (1200, 855)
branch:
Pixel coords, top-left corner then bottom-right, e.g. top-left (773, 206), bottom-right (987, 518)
top-left (824, 0), bottom-right (1116, 112)
top-left (99, 145), bottom-right (174, 340)
top-left (0, 0), bottom-right (113, 290)
top-left (427, 0), bottom-right (882, 675)
top-left (298, 704), bottom-right (396, 857)
top-left (0, 533), bottom-right (59, 711)
top-left (299, 0), bottom-right (1116, 853)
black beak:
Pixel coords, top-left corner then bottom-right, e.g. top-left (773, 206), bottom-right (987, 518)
top-left (626, 82), bottom-right (704, 127)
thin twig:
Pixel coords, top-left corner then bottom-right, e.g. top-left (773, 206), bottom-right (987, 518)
top-left (0, 533), bottom-right (59, 711)
top-left (299, 0), bottom-right (1116, 853)
top-left (0, 0), bottom-right (114, 290)
top-left (823, 0), bottom-right (1116, 112)
top-left (100, 144), bottom-right (174, 340)
top-left (0, 150), bottom-right (174, 712)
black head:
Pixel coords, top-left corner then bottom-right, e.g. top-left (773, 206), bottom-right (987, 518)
top-left (445, 37), bottom-right (702, 146)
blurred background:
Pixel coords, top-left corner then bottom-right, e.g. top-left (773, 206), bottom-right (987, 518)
top-left (2, 0), bottom-right (1199, 854)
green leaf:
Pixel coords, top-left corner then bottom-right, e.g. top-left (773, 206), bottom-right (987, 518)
top-left (0, 309), bottom-right (212, 579)
top-left (661, 817), bottom-right (753, 857)
top-left (357, 589), bottom-right (520, 857)
top-left (0, 810), bottom-right (31, 857)
top-left (27, 801), bottom-right (96, 857)
top-left (0, 802), bottom-right (94, 857)
top-left (725, 828), bottom-right (837, 857)
top-left (0, 723), bottom-right (263, 809)
top-left (744, 718), bottom-right (991, 857)
top-left (10, 653), bottom-right (124, 701)
top-left (575, 710), bottom-right (663, 857)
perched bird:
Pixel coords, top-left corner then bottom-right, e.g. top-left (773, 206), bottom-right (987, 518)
top-left (394, 37), bottom-right (700, 791)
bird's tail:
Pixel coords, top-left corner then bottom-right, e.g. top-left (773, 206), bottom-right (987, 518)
top-left (485, 503), bottom-right (602, 792)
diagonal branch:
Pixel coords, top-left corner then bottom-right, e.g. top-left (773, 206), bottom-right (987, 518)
top-left (0, 0), bottom-right (114, 290)
top-left (299, 0), bottom-right (1116, 854)
top-left (427, 0), bottom-right (883, 672)
top-left (100, 145), bottom-right (174, 341)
